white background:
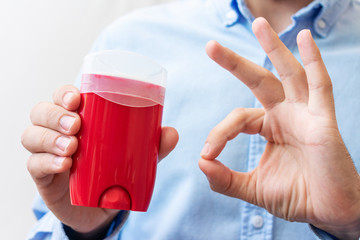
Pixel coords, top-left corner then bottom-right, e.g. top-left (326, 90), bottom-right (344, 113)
top-left (0, 0), bottom-right (172, 238)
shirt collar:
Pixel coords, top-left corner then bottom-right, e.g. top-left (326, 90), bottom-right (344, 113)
top-left (212, 0), bottom-right (351, 37)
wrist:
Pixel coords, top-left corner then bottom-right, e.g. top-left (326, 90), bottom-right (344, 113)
top-left (313, 196), bottom-right (360, 240)
top-left (314, 222), bottom-right (360, 240)
top-left (316, 175), bottom-right (360, 240)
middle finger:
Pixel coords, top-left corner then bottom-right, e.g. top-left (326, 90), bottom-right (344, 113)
top-left (30, 102), bottom-right (80, 135)
top-left (252, 17), bottom-right (309, 102)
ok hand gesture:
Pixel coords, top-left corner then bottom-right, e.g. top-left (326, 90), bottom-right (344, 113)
top-left (199, 18), bottom-right (360, 239)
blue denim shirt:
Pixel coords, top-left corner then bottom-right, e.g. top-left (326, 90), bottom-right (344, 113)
top-left (28, 0), bottom-right (360, 239)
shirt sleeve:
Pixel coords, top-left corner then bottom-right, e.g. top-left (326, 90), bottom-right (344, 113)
top-left (27, 193), bottom-right (129, 240)
top-left (26, 193), bottom-right (70, 240)
top-left (310, 224), bottom-right (339, 240)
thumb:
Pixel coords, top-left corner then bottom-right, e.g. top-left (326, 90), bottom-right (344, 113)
top-left (159, 126), bottom-right (179, 161)
top-left (198, 158), bottom-right (257, 204)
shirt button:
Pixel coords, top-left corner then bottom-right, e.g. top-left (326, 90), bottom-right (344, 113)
top-left (226, 11), bottom-right (237, 21)
top-left (226, 10), bottom-right (237, 19)
top-left (251, 215), bottom-right (264, 229)
top-left (317, 19), bottom-right (326, 29)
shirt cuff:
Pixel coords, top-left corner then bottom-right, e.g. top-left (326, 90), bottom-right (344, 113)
top-left (27, 211), bottom-right (69, 240)
top-left (27, 209), bottom-right (129, 240)
top-left (105, 211), bottom-right (130, 239)
top-left (61, 210), bottom-right (130, 240)
top-left (310, 224), bottom-right (339, 240)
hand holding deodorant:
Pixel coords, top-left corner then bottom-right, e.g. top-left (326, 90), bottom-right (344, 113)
top-left (70, 50), bottom-right (166, 211)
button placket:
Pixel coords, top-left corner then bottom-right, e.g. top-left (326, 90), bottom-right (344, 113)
top-left (240, 55), bottom-right (275, 239)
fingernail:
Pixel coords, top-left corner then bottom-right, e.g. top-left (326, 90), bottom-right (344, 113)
top-left (60, 115), bottom-right (76, 131)
top-left (200, 143), bottom-right (210, 156)
top-left (56, 136), bottom-right (71, 152)
top-left (54, 157), bottom-right (65, 167)
top-left (63, 92), bottom-right (74, 107)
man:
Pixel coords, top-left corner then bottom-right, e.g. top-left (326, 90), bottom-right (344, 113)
top-left (22, 0), bottom-right (360, 239)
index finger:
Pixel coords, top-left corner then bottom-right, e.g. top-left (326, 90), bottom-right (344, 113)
top-left (206, 40), bottom-right (285, 109)
top-left (201, 108), bottom-right (264, 160)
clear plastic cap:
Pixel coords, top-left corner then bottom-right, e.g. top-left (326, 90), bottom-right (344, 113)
top-left (81, 50), bottom-right (167, 107)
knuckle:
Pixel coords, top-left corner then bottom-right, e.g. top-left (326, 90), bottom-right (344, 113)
top-left (248, 77), bottom-right (262, 90)
top-left (30, 102), bottom-right (63, 129)
top-left (209, 183), bottom-right (219, 193)
top-left (280, 68), bottom-right (305, 82)
top-left (278, 71), bottom-right (292, 81)
top-left (265, 70), bottom-right (275, 80)
top-left (44, 105), bottom-right (62, 127)
top-left (209, 125), bottom-right (222, 139)
top-left (209, 179), bottom-right (232, 197)
top-left (299, 68), bottom-right (306, 78)
top-left (54, 85), bottom-right (78, 100)
top-left (38, 128), bottom-right (52, 149)
top-left (228, 60), bottom-right (239, 73)
top-left (54, 85), bottom-right (81, 110)
top-left (248, 72), bottom-right (269, 90)
top-left (26, 154), bottom-right (53, 181)
top-left (209, 183), bottom-right (226, 195)
top-left (64, 84), bottom-right (78, 92)
top-left (208, 108), bottom-right (248, 142)
top-left (309, 80), bottom-right (333, 92)
top-left (30, 102), bottom-right (46, 123)
top-left (230, 107), bottom-right (246, 117)
top-left (260, 71), bottom-right (276, 86)
top-left (268, 71), bottom-right (278, 81)
top-left (53, 85), bottom-right (67, 100)
top-left (52, 87), bottom-right (61, 100)
top-left (228, 108), bottom-right (246, 126)
top-left (209, 126), bottom-right (228, 144)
